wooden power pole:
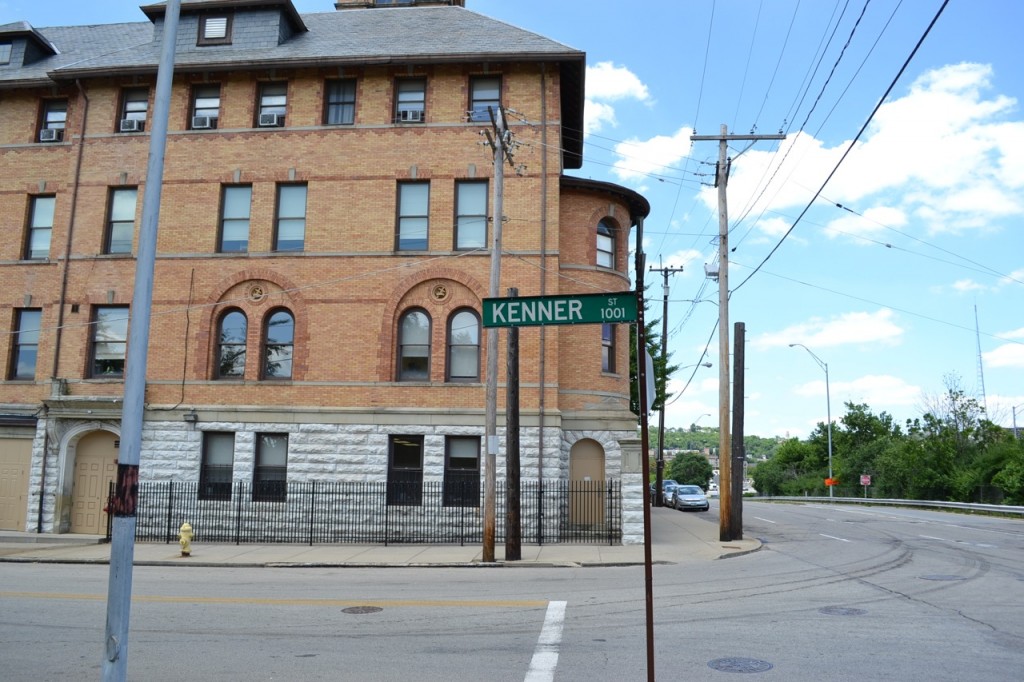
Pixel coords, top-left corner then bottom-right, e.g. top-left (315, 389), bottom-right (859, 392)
top-left (691, 125), bottom-right (784, 541)
top-left (649, 264), bottom-right (683, 505)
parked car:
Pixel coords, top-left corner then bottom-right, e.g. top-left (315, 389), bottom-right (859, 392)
top-left (671, 485), bottom-right (710, 512)
top-left (649, 480), bottom-right (679, 503)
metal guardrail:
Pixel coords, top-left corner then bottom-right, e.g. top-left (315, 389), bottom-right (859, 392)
top-left (755, 496), bottom-right (1024, 518)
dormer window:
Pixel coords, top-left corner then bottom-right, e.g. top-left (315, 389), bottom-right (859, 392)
top-left (0, 42), bottom-right (11, 65)
top-left (198, 15), bottom-right (232, 46)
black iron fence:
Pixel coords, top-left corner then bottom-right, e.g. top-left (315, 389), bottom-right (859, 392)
top-left (108, 479), bottom-right (622, 546)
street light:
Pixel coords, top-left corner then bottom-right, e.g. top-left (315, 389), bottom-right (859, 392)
top-left (789, 343), bottom-right (833, 499)
top-left (656, 362), bottom-right (713, 506)
top-left (1014, 403), bottom-right (1023, 439)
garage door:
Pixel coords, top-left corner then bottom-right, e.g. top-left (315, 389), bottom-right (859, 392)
top-left (70, 431), bottom-right (118, 535)
top-left (0, 438), bottom-right (32, 531)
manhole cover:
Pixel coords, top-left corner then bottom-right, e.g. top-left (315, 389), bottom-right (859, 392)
top-left (342, 606), bottom-right (383, 614)
top-left (708, 657), bottom-right (774, 673)
top-left (920, 575), bottom-right (967, 581)
top-left (819, 606), bottom-right (866, 616)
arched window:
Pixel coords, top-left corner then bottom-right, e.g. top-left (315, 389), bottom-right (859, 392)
top-left (262, 309), bottom-right (294, 379)
top-left (398, 309), bottom-right (431, 381)
top-left (447, 309), bottom-right (480, 382)
top-left (597, 219), bottom-right (615, 268)
top-left (216, 309), bottom-right (247, 378)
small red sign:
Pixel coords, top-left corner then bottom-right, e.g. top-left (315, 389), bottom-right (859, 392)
top-left (860, 475), bottom-right (871, 486)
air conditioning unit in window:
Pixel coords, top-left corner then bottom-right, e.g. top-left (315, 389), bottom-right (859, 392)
top-left (120, 119), bottom-right (144, 132)
top-left (398, 109), bottom-right (424, 123)
top-left (39, 128), bottom-right (63, 142)
top-left (258, 113), bottom-right (281, 127)
top-left (191, 116), bottom-right (217, 129)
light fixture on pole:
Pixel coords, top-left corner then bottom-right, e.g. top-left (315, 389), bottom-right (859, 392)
top-left (789, 343), bottom-right (833, 499)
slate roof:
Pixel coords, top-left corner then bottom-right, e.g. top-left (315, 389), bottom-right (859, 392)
top-left (0, 3), bottom-right (584, 165)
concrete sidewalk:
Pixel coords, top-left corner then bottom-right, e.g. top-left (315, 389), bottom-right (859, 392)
top-left (0, 507), bottom-right (760, 568)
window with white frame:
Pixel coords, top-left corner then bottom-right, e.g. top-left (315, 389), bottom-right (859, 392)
top-left (220, 185), bottom-right (251, 252)
top-left (395, 78), bottom-right (425, 123)
top-left (191, 84), bottom-right (221, 129)
top-left (396, 181), bottom-right (429, 250)
top-left (447, 309), bottom-right (480, 382)
top-left (597, 219), bottom-right (615, 268)
top-left (274, 184), bottom-right (306, 252)
top-left (199, 431), bottom-right (234, 500)
top-left (25, 195), bottom-right (54, 260)
top-left (257, 82), bottom-right (287, 127)
top-left (39, 99), bottom-right (67, 141)
top-left (105, 188), bottom-right (137, 255)
top-left (119, 87), bottom-right (148, 131)
top-left (90, 306), bottom-right (129, 378)
top-left (469, 76), bottom-right (500, 121)
top-left (397, 309), bottom-right (430, 381)
top-left (455, 180), bottom-right (487, 249)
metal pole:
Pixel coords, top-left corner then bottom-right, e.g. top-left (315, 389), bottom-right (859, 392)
top-left (102, 2), bottom-right (179, 679)
top-left (789, 344), bottom-right (833, 498)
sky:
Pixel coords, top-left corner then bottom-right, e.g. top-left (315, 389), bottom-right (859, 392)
top-left (6, 0), bottom-right (1023, 439)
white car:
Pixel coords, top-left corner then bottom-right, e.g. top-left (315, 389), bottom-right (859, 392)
top-left (671, 485), bottom-right (710, 512)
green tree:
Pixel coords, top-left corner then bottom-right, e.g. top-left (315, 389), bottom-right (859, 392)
top-left (666, 452), bottom-right (714, 488)
top-left (629, 284), bottom-right (679, 416)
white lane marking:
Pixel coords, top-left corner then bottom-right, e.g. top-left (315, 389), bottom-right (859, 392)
top-left (919, 535), bottom-right (947, 541)
top-left (753, 516), bottom-right (777, 524)
top-left (525, 600), bottom-right (567, 682)
top-left (819, 534), bottom-right (851, 542)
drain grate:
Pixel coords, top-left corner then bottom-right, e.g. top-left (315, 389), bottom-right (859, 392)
top-left (708, 657), bottom-right (774, 673)
top-left (920, 575), bottom-right (967, 581)
top-left (819, 606), bottom-right (866, 616)
top-left (342, 606), bottom-right (383, 614)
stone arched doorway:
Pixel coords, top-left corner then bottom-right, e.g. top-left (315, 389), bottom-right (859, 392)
top-left (68, 430), bottom-right (119, 534)
top-left (569, 438), bottom-right (606, 525)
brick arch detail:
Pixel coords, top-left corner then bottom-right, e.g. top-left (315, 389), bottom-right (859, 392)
top-left (193, 268), bottom-right (308, 380)
top-left (377, 266), bottom-right (487, 381)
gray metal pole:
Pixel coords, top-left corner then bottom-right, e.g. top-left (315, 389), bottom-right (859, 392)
top-left (102, 2), bottom-right (179, 679)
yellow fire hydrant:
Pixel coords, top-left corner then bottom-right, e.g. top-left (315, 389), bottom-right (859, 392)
top-left (179, 522), bottom-right (193, 557)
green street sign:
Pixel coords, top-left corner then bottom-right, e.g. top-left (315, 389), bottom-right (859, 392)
top-left (482, 292), bottom-right (638, 328)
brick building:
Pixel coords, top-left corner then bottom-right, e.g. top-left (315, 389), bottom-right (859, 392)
top-left (0, 0), bottom-right (649, 541)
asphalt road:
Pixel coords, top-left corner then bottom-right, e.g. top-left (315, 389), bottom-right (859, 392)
top-left (1, 501), bottom-right (1021, 681)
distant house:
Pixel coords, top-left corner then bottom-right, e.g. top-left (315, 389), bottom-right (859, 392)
top-left (0, 0), bottom-right (649, 541)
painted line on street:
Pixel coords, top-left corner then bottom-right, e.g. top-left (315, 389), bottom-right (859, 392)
top-left (819, 534), bottom-right (851, 543)
top-left (525, 600), bottom-right (567, 682)
top-left (0, 592), bottom-right (547, 609)
top-left (753, 516), bottom-right (777, 524)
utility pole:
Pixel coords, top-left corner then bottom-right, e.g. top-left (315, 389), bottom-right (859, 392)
top-left (650, 264), bottom-right (683, 505)
top-left (691, 124), bottom-right (784, 541)
top-left (483, 106), bottom-right (515, 562)
top-left (505, 287), bottom-right (521, 561)
top-left (102, 2), bottom-right (179, 680)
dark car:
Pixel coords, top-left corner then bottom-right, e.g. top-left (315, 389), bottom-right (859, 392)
top-left (671, 485), bottom-right (710, 512)
top-left (650, 480), bottom-right (679, 503)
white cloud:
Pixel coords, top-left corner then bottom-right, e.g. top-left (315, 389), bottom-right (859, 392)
top-left (584, 62), bottom-right (650, 136)
top-left (611, 127), bottom-right (693, 182)
top-left (987, 333), bottom-right (1024, 366)
top-left (952, 278), bottom-right (988, 293)
top-left (691, 63), bottom-right (1024, 234)
top-left (586, 62), bottom-right (651, 102)
top-left (754, 309), bottom-right (904, 349)
top-left (661, 248), bottom-right (704, 270)
top-left (793, 374), bottom-right (920, 408)
top-left (1000, 269), bottom-right (1024, 287)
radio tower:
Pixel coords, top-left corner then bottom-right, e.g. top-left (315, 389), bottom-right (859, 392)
top-left (974, 305), bottom-right (988, 412)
